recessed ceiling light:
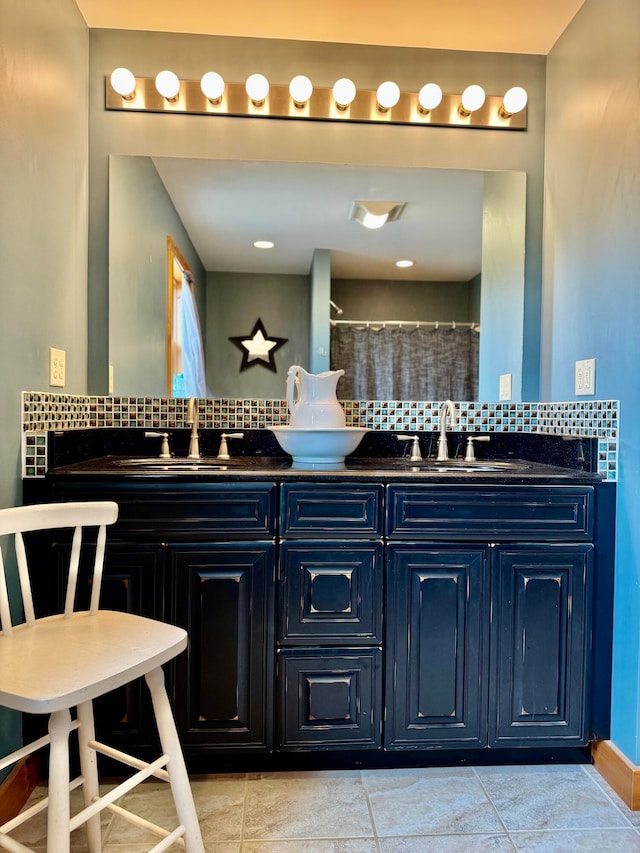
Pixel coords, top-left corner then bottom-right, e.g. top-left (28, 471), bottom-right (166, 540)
top-left (396, 259), bottom-right (414, 268)
top-left (253, 240), bottom-right (274, 249)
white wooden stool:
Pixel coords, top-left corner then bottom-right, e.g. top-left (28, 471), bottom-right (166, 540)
top-left (0, 501), bottom-right (204, 852)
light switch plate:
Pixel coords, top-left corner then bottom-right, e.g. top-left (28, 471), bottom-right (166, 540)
top-left (499, 373), bottom-right (512, 401)
top-left (49, 347), bottom-right (66, 387)
top-left (575, 358), bottom-right (596, 395)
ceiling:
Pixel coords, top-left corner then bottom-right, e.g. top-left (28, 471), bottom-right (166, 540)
top-left (97, 2), bottom-right (583, 283)
top-left (151, 159), bottom-right (485, 281)
top-left (75, 0), bottom-right (585, 55)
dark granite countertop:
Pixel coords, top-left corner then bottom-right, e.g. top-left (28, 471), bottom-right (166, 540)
top-left (47, 454), bottom-right (602, 485)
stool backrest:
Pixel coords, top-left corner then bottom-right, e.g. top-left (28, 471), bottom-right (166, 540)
top-left (0, 501), bottom-right (119, 635)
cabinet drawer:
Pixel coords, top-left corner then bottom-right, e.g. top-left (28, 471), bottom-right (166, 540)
top-left (277, 648), bottom-right (382, 750)
top-left (279, 541), bottom-right (383, 645)
top-left (53, 481), bottom-right (276, 539)
top-left (281, 484), bottom-right (383, 537)
top-left (387, 486), bottom-right (593, 541)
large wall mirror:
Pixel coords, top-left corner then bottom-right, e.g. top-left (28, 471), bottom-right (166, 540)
top-left (108, 155), bottom-right (526, 401)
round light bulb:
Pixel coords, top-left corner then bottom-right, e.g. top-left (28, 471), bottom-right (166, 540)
top-left (245, 73), bottom-right (270, 104)
top-left (376, 80), bottom-right (400, 111)
top-left (110, 67), bottom-right (136, 99)
top-left (396, 259), bottom-right (414, 268)
top-left (289, 75), bottom-right (313, 106)
top-left (155, 70), bottom-right (180, 101)
top-left (502, 86), bottom-right (528, 115)
top-left (460, 84), bottom-right (486, 114)
top-left (254, 240), bottom-right (274, 249)
top-left (418, 83), bottom-right (442, 112)
top-left (200, 71), bottom-right (225, 102)
top-left (333, 77), bottom-right (357, 109)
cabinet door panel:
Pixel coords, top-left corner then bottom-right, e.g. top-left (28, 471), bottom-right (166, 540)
top-left (386, 546), bottom-right (489, 748)
top-left (279, 541), bottom-right (383, 645)
top-left (278, 649), bottom-right (382, 749)
top-left (490, 544), bottom-right (593, 747)
top-left (172, 543), bottom-right (274, 752)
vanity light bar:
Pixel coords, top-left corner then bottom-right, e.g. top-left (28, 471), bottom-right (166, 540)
top-left (105, 76), bottom-right (528, 131)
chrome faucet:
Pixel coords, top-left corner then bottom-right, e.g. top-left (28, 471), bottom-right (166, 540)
top-left (217, 432), bottom-right (244, 460)
top-left (437, 399), bottom-right (457, 461)
top-left (186, 397), bottom-right (201, 459)
top-left (396, 434), bottom-right (422, 461)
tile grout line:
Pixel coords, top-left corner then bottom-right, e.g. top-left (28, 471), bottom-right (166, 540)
top-left (239, 772), bottom-right (248, 848)
top-left (359, 769), bottom-right (383, 853)
top-left (579, 763), bottom-right (638, 829)
top-left (471, 767), bottom-right (519, 850)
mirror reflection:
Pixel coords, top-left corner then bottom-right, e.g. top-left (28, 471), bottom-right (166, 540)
top-left (108, 156), bottom-right (526, 401)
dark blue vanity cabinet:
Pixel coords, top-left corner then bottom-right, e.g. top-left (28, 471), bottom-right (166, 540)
top-left (277, 484), bottom-right (384, 750)
top-left (28, 469), bottom-right (608, 768)
top-left (386, 486), bottom-right (595, 750)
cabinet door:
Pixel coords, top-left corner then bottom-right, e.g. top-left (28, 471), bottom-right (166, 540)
top-left (490, 544), bottom-right (593, 747)
top-left (279, 541), bottom-right (383, 645)
top-left (278, 648), bottom-right (382, 750)
top-left (385, 545), bottom-right (489, 749)
top-left (171, 543), bottom-right (275, 753)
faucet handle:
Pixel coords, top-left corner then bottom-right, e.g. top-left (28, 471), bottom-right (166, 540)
top-left (396, 434), bottom-right (422, 461)
top-left (464, 435), bottom-right (490, 462)
top-left (144, 431), bottom-right (171, 459)
top-left (217, 432), bottom-right (244, 460)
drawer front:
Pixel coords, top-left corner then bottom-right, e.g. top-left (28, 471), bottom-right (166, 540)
top-left (387, 486), bottom-right (593, 541)
top-left (277, 648), bottom-right (382, 750)
top-left (53, 481), bottom-right (276, 539)
top-left (281, 484), bottom-right (383, 537)
top-left (279, 541), bottom-right (383, 645)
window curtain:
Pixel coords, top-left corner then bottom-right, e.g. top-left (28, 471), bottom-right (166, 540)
top-left (330, 325), bottom-right (479, 400)
top-left (179, 272), bottom-right (208, 397)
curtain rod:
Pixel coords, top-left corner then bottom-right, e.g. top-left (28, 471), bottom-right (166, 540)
top-left (330, 319), bottom-right (479, 330)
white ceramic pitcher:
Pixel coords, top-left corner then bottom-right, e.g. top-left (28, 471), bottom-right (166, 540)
top-left (286, 365), bottom-right (346, 428)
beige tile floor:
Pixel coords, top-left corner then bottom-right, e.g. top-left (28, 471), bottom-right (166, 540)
top-left (13, 763), bottom-right (640, 852)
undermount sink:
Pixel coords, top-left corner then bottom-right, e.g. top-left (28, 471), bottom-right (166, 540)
top-left (111, 457), bottom-right (244, 471)
top-left (371, 459), bottom-right (530, 474)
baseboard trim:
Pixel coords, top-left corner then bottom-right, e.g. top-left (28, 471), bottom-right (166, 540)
top-left (0, 756), bottom-right (40, 826)
top-left (592, 739), bottom-right (640, 810)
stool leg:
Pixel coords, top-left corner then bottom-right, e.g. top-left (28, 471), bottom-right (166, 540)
top-left (47, 709), bottom-right (71, 853)
top-left (76, 700), bottom-right (102, 852)
top-left (145, 667), bottom-right (205, 853)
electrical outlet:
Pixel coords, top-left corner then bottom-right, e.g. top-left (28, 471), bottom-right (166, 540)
top-left (109, 365), bottom-right (114, 395)
top-left (499, 373), bottom-right (512, 401)
top-left (575, 358), bottom-right (596, 395)
top-left (49, 347), bottom-right (66, 387)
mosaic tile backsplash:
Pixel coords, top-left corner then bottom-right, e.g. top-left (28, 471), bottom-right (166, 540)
top-left (22, 392), bottom-right (619, 481)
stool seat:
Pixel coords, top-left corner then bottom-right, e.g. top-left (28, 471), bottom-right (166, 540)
top-left (0, 611), bottom-right (187, 714)
top-left (0, 501), bottom-right (204, 852)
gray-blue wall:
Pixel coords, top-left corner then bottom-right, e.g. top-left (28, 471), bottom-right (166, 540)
top-left (0, 0), bottom-right (89, 764)
top-left (206, 271), bottom-right (310, 398)
top-left (544, 0), bottom-right (640, 762)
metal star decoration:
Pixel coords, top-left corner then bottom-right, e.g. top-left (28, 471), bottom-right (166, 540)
top-left (229, 318), bottom-right (288, 373)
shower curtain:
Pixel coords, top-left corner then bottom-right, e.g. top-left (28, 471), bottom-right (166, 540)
top-left (330, 324), bottom-right (479, 400)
